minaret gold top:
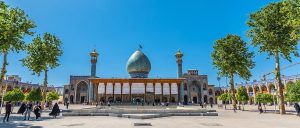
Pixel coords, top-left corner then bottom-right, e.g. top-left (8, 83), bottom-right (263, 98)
top-left (90, 48), bottom-right (99, 57)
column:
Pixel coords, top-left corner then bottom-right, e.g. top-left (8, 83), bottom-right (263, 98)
top-left (104, 83), bottom-right (107, 102)
top-left (121, 83), bottom-right (123, 103)
top-left (94, 83), bottom-right (98, 102)
top-left (169, 83), bottom-right (172, 102)
top-left (161, 83), bottom-right (164, 102)
top-left (112, 83), bottom-right (115, 102)
top-left (153, 83), bottom-right (156, 102)
top-left (144, 83), bottom-right (147, 103)
top-left (177, 83), bottom-right (181, 103)
top-left (129, 83), bottom-right (132, 102)
top-left (88, 81), bottom-right (94, 104)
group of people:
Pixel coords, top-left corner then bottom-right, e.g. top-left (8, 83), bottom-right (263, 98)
top-left (18, 101), bottom-right (43, 121)
top-left (257, 102), bottom-right (300, 116)
top-left (2, 101), bottom-right (61, 122)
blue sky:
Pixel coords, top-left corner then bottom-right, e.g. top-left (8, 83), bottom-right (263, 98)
top-left (3, 0), bottom-right (299, 87)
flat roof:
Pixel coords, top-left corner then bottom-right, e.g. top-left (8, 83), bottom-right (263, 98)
top-left (89, 78), bottom-right (185, 84)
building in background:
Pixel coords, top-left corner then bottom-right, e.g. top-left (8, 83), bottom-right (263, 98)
top-left (64, 48), bottom-right (216, 105)
top-left (0, 75), bottom-right (55, 100)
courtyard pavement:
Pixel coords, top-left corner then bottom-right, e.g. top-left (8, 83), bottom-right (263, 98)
top-left (0, 104), bottom-right (299, 128)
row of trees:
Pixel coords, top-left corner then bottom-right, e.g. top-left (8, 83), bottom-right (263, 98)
top-left (212, 0), bottom-right (300, 114)
top-left (218, 80), bottom-right (300, 112)
top-left (0, 1), bottom-right (63, 99)
top-left (219, 86), bottom-right (274, 111)
top-left (3, 88), bottom-right (59, 103)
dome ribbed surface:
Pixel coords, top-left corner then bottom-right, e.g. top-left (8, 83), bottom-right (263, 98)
top-left (126, 50), bottom-right (151, 78)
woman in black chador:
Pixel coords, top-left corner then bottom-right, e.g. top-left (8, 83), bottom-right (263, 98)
top-left (18, 102), bottom-right (26, 115)
top-left (49, 103), bottom-right (60, 118)
top-left (294, 103), bottom-right (300, 117)
top-left (33, 103), bottom-right (42, 120)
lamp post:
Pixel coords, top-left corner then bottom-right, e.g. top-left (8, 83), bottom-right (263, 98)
top-left (271, 88), bottom-right (277, 114)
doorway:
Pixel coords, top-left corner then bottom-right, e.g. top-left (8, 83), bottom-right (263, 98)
top-left (193, 97), bottom-right (197, 104)
top-left (80, 96), bottom-right (85, 103)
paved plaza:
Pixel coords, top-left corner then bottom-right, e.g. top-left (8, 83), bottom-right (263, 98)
top-left (0, 104), bottom-right (299, 128)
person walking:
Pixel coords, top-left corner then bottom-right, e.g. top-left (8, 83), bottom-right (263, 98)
top-left (24, 101), bottom-right (33, 120)
top-left (258, 103), bottom-right (263, 114)
top-left (294, 103), bottom-right (300, 117)
top-left (18, 102), bottom-right (26, 115)
top-left (66, 101), bottom-right (69, 109)
top-left (3, 101), bottom-right (12, 122)
top-left (33, 103), bottom-right (42, 120)
top-left (49, 103), bottom-right (60, 118)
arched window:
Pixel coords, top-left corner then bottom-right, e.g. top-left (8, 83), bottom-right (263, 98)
top-left (203, 83), bottom-right (207, 90)
top-left (65, 89), bottom-right (69, 94)
top-left (208, 89), bottom-right (213, 95)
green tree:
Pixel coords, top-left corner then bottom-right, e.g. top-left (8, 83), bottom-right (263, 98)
top-left (247, 1), bottom-right (300, 114)
top-left (256, 93), bottom-right (273, 112)
top-left (212, 34), bottom-right (255, 110)
top-left (218, 93), bottom-right (230, 109)
top-left (3, 88), bottom-right (25, 102)
top-left (0, 1), bottom-right (35, 85)
top-left (21, 33), bottom-right (63, 99)
top-left (236, 86), bottom-right (249, 111)
top-left (25, 87), bottom-right (42, 102)
top-left (46, 91), bottom-right (59, 102)
top-left (285, 81), bottom-right (300, 102)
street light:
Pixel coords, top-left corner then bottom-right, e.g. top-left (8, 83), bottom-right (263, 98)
top-left (271, 88), bottom-right (277, 114)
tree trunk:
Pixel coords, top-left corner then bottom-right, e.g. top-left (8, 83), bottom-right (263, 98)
top-left (230, 73), bottom-right (237, 110)
top-left (275, 52), bottom-right (286, 114)
top-left (43, 68), bottom-right (48, 100)
top-left (0, 51), bottom-right (8, 85)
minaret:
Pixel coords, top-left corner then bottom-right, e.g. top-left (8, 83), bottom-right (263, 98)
top-left (175, 49), bottom-right (184, 78)
top-left (90, 49), bottom-right (99, 77)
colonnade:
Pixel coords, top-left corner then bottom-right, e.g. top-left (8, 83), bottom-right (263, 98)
top-left (89, 82), bottom-right (181, 103)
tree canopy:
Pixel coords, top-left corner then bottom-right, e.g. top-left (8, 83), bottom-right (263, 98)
top-left (3, 88), bottom-right (25, 102)
top-left (25, 87), bottom-right (43, 102)
top-left (212, 34), bottom-right (255, 79)
top-left (0, 1), bottom-right (35, 84)
top-left (218, 93), bottom-right (229, 102)
top-left (255, 93), bottom-right (273, 104)
top-left (285, 81), bottom-right (300, 102)
top-left (46, 91), bottom-right (60, 102)
top-left (236, 86), bottom-right (249, 103)
top-left (247, 1), bottom-right (300, 61)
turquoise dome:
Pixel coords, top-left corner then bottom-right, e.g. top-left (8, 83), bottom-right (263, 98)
top-left (126, 49), bottom-right (151, 78)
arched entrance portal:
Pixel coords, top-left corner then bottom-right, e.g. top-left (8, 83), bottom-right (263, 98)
top-left (70, 95), bottom-right (74, 104)
top-left (209, 97), bottom-right (214, 104)
top-left (192, 97), bottom-right (197, 104)
top-left (76, 81), bottom-right (88, 104)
